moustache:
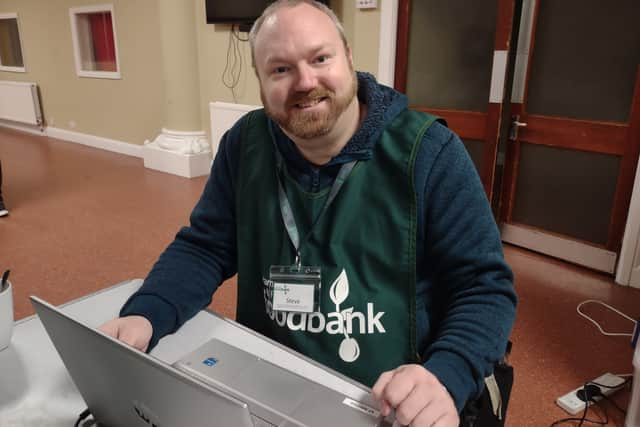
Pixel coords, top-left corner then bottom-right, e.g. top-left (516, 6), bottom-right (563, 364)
top-left (287, 87), bottom-right (334, 108)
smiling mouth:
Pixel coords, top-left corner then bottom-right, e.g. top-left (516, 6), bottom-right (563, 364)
top-left (294, 97), bottom-right (328, 109)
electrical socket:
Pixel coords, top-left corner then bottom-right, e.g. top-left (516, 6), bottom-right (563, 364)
top-left (556, 372), bottom-right (626, 415)
top-left (356, 0), bottom-right (377, 9)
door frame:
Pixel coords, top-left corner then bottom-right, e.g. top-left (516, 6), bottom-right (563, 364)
top-left (615, 155), bottom-right (640, 287)
top-left (376, 0), bottom-right (399, 87)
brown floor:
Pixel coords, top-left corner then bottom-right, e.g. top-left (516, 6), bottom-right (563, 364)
top-left (0, 126), bottom-right (638, 426)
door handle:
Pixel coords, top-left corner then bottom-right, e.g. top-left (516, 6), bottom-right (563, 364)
top-left (509, 116), bottom-right (528, 140)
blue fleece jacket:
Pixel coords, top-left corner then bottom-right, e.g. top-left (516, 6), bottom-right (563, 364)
top-left (121, 72), bottom-right (517, 411)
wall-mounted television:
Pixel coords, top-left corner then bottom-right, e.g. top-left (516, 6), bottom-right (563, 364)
top-left (205, 0), bottom-right (331, 28)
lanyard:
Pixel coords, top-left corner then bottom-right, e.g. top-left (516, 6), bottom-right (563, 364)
top-left (274, 147), bottom-right (356, 267)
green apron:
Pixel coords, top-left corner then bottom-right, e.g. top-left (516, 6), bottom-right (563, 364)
top-left (236, 108), bottom-right (438, 387)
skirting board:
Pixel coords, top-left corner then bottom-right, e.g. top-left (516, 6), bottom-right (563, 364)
top-left (0, 119), bottom-right (45, 136)
top-left (46, 127), bottom-right (143, 158)
top-left (1, 121), bottom-right (142, 157)
top-left (0, 122), bottom-right (213, 178)
top-left (501, 223), bottom-right (618, 274)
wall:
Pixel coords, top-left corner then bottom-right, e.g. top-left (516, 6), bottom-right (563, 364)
top-left (193, 0), bottom-right (262, 133)
top-left (194, 0), bottom-right (382, 142)
top-left (0, 0), bottom-right (382, 146)
top-left (0, 0), bottom-right (164, 145)
top-left (335, 0), bottom-right (380, 76)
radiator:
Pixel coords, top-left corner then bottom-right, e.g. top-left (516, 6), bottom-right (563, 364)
top-left (0, 81), bottom-right (43, 126)
top-left (209, 101), bottom-right (260, 155)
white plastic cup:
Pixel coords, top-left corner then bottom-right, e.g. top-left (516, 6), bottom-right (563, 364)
top-left (0, 280), bottom-right (14, 351)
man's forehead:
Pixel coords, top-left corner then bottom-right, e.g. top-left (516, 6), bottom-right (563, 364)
top-left (254, 4), bottom-right (341, 52)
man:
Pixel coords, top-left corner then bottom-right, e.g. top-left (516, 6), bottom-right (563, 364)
top-left (100, 1), bottom-right (517, 426)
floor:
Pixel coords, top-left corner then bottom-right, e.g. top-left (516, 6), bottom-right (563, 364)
top-left (0, 126), bottom-right (638, 426)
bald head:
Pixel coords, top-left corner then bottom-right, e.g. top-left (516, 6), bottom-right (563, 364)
top-left (249, 0), bottom-right (348, 68)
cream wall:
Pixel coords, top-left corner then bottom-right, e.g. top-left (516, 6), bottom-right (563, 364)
top-left (0, 0), bottom-right (164, 145)
top-left (334, 0), bottom-right (380, 76)
top-left (0, 0), bottom-right (382, 147)
top-left (194, 0), bottom-right (382, 142)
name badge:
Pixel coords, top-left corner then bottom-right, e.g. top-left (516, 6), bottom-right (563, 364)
top-left (269, 265), bottom-right (321, 313)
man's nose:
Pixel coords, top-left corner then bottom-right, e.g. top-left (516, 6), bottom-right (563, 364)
top-left (294, 64), bottom-right (318, 92)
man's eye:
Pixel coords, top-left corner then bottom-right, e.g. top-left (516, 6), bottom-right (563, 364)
top-left (315, 55), bottom-right (328, 63)
top-left (273, 66), bottom-right (288, 74)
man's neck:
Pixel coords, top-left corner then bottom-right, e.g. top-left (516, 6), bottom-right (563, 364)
top-left (285, 98), bottom-right (365, 166)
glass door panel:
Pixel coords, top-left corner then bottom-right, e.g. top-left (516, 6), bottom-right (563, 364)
top-left (406, 1), bottom-right (497, 112)
top-left (511, 143), bottom-right (620, 245)
top-left (526, 1), bottom-right (640, 122)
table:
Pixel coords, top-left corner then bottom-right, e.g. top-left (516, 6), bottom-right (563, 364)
top-left (0, 279), bottom-right (379, 426)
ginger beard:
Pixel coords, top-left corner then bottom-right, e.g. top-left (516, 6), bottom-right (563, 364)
top-left (262, 70), bottom-right (358, 140)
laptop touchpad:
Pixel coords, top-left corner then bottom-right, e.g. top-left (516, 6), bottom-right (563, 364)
top-left (230, 361), bottom-right (309, 414)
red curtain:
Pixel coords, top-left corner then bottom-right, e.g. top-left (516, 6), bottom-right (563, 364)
top-left (89, 13), bottom-right (116, 72)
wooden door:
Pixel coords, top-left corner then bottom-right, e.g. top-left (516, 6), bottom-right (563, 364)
top-left (395, 0), bottom-right (520, 201)
top-left (499, 0), bottom-right (640, 273)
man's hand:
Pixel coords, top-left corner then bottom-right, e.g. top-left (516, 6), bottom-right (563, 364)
top-left (372, 364), bottom-right (459, 427)
top-left (98, 316), bottom-right (153, 352)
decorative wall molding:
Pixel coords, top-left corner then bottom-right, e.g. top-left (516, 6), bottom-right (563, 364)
top-left (152, 128), bottom-right (209, 154)
top-left (143, 128), bottom-right (212, 178)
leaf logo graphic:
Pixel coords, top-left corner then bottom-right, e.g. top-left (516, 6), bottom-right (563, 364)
top-left (329, 269), bottom-right (349, 305)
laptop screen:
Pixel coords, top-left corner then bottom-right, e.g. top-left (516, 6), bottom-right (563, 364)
top-left (31, 296), bottom-right (254, 427)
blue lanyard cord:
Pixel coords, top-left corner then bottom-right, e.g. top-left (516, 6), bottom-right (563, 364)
top-left (274, 147), bottom-right (356, 266)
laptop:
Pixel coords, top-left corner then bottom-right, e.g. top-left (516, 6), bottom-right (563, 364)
top-left (173, 339), bottom-right (383, 427)
top-left (31, 296), bottom-right (254, 427)
top-left (32, 296), bottom-right (384, 427)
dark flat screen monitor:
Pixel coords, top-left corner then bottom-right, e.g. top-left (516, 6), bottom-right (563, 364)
top-left (205, 0), bottom-right (330, 25)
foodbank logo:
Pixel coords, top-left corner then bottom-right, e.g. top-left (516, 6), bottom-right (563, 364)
top-left (263, 269), bottom-right (386, 363)
top-left (330, 269), bottom-right (361, 362)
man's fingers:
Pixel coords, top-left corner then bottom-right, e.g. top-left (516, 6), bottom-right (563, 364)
top-left (372, 370), bottom-right (395, 415)
top-left (372, 365), bottom-right (459, 427)
top-left (381, 372), bottom-right (416, 409)
top-left (399, 392), bottom-right (458, 427)
top-left (372, 370), bottom-right (394, 398)
top-left (379, 399), bottom-right (391, 417)
top-left (394, 383), bottom-right (429, 425)
top-left (97, 322), bottom-right (118, 337)
top-left (118, 327), bottom-right (145, 350)
top-left (431, 411), bottom-right (460, 427)
top-left (97, 316), bottom-right (152, 352)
